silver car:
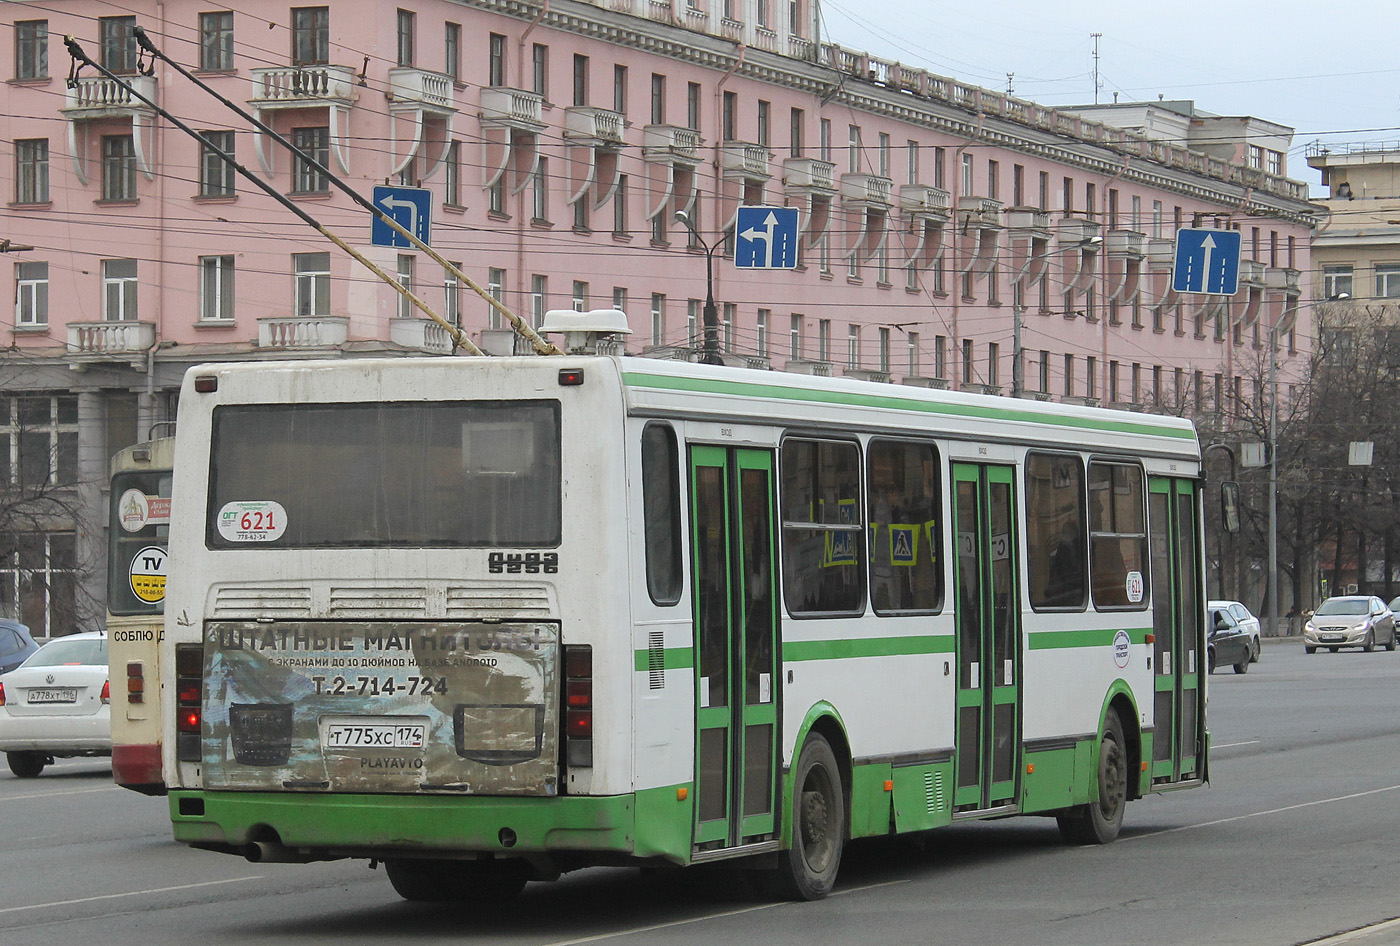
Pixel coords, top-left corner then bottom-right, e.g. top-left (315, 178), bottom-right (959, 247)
top-left (1304, 596), bottom-right (1398, 654)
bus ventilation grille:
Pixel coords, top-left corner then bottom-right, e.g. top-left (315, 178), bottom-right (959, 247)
top-left (923, 770), bottom-right (946, 813)
top-left (647, 631), bottom-right (665, 690)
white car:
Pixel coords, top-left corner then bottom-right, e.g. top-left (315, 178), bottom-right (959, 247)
top-left (1208, 600), bottom-right (1262, 662)
top-left (0, 631), bottom-right (110, 778)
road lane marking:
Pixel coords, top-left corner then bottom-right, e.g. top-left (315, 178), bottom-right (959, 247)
top-left (536, 879), bottom-right (911, 945)
top-left (0, 876), bottom-right (263, 915)
top-left (1125, 783), bottom-right (1400, 841)
top-left (1301, 916), bottom-right (1400, 944)
top-left (1213, 740), bottom-right (1261, 749)
top-left (0, 786), bottom-right (121, 803)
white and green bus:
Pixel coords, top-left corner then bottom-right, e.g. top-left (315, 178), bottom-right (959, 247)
top-left (161, 342), bottom-right (1206, 902)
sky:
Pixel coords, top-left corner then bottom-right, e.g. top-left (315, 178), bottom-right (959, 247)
top-left (817, 0), bottom-right (1398, 189)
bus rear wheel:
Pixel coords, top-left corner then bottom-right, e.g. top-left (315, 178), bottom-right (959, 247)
top-left (384, 858), bottom-right (528, 904)
top-left (767, 733), bottom-right (845, 901)
top-left (1057, 713), bottom-right (1127, 845)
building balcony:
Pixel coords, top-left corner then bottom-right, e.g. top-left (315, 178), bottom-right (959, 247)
top-left (899, 185), bottom-right (952, 219)
top-left (1106, 229), bottom-right (1147, 258)
top-left (62, 75), bottom-right (156, 119)
top-left (249, 65), bottom-right (357, 109)
top-left (1004, 207), bottom-right (1051, 234)
top-left (564, 106), bottom-right (625, 146)
top-left (840, 173), bottom-right (893, 207)
top-left (1265, 267), bottom-right (1301, 293)
top-left (1058, 217), bottom-right (1102, 246)
top-left (957, 196), bottom-right (1003, 228)
top-left (643, 125), bottom-right (702, 165)
top-left (784, 359), bottom-right (833, 377)
top-left (902, 376), bottom-right (950, 389)
top-left (389, 318), bottom-right (454, 354)
top-left (387, 67), bottom-right (455, 115)
top-left (962, 383), bottom-right (1003, 397)
top-left (845, 368), bottom-right (892, 384)
top-left (783, 157), bottom-right (837, 194)
top-left (480, 87), bottom-right (546, 133)
top-left (66, 320), bottom-right (156, 360)
top-left (1239, 259), bottom-right (1267, 287)
top-left (257, 316), bottom-right (349, 349)
top-left (722, 142), bottom-right (772, 182)
top-left (1147, 237), bottom-right (1176, 268)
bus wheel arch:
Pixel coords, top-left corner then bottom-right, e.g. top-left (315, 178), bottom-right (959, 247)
top-left (762, 708), bottom-right (851, 901)
top-left (1058, 696), bottom-right (1136, 845)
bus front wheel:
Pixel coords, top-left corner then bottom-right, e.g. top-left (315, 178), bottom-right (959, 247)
top-left (1058, 712), bottom-right (1127, 845)
top-left (769, 733), bottom-right (845, 901)
top-left (384, 858), bottom-right (528, 904)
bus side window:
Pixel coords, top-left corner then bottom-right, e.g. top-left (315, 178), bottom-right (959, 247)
top-left (1025, 453), bottom-right (1087, 611)
top-left (1087, 462), bottom-right (1149, 610)
top-left (867, 440), bottom-right (942, 614)
top-left (641, 424), bottom-right (682, 606)
top-left (780, 438), bottom-right (864, 615)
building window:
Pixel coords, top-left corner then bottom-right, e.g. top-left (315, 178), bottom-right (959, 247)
top-left (572, 54), bottom-right (589, 107)
top-left (102, 258), bottom-right (138, 321)
top-left (961, 153), bottom-right (973, 197)
top-left (291, 127), bottom-right (329, 193)
top-left (2, 395), bottom-right (78, 490)
top-left (15, 262), bottom-right (48, 327)
top-left (686, 299), bottom-right (699, 346)
top-left (848, 125), bottom-right (861, 174)
top-left (757, 0), bottom-right (770, 27)
top-left (530, 43), bottom-right (548, 98)
top-left (532, 157), bottom-right (549, 222)
top-left (444, 23), bottom-right (460, 82)
top-left (395, 254), bottom-right (415, 319)
top-left (395, 9), bottom-right (415, 66)
top-left (291, 7), bottom-right (329, 66)
top-left (1376, 265), bottom-right (1400, 299)
top-left (444, 141), bottom-right (461, 206)
top-left (488, 34), bottom-right (506, 87)
top-left (790, 313), bottom-right (804, 359)
top-left (847, 324), bottom-right (860, 368)
top-left (907, 331), bottom-right (920, 376)
top-left (650, 73), bottom-right (665, 125)
top-left (934, 147), bottom-right (946, 189)
top-left (99, 16), bottom-right (138, 72)
top-left (14, 20), bottom-right (48, 81)
top-left (614, 64), bottom-right (627, 114)
top-left (613, 175), bottom-right (628, 236)
top-left (293, 252), bottom-right (331, 316)
top-left (757, 309), bottom-right (770, 356)
top-left (791, 109), bottom-right (805, 158)
top-left (819, 119), bottom-right (831, 162)
top-left (1247, 145), bottom-right (1263, 170)
top-left (961, 338), bottom-right (974, 384)
top-left (487, 178), bottom-right (504, 215)
top-left (987, 159), bottom-right (999, 200)
top-left (199, 131), bottom-right (235, 197)
top-left (1322, 264), bottom-right (1353, 300)
top-left (789, 0), bottom-right (803, 35)
top-left (530, 274), bottom-right (547, 328)
top-left (199, 12), bottom-right (233, 71)
top-left (445, 262), bottom-right (463, 327)
top-left (198, 255), bottom-right (234, 322)
top-left (1266, 150), bottom-right (1282, 176)
top-left (101, 135), bottom-right (137, 201)
top-left (650, 293), bottom-right (665, 345)
top-left (907, 140), bottom-right (918, 185)
top-left (759, 101), bottom-right (771, 149)
top-left (612, 286), bottom-right (627, 312)
top-left (877, 326), bottom-right (890, 372)
top-left (572, 279), bottom-right (588, 311)
top-left (689, 83), bottom-right (704, 132)
top-left (14, 139), bottom-right (48, 204)
top-left (487, 267), bottom-right (506, 328)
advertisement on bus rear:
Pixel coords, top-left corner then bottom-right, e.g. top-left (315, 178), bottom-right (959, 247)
top-left (200, 621), bottom-right (559, 795)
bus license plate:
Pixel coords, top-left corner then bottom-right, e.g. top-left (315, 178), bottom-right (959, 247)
top-left (28, 688), bottom-right (77, 704)
top-left (323, 719), bottom-right (427, 749)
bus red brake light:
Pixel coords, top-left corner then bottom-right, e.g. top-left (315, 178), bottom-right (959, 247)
top-left (175, 643), bottom-right (205, 760)
top-left (563, 644), bottom-right (592, 769)
top-left (127, 661), bottom-right (144, 704)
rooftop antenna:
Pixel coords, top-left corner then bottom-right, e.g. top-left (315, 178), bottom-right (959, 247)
top-left (1091, 32), bottom-right (1103, 105)
top-left (1006, 72), bottom-right (1014, 96)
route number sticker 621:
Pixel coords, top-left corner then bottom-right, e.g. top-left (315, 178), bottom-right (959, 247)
top-left (217, 501), bottom-right (288, 543)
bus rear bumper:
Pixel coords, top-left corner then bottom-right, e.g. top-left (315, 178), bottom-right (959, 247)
top-left (169, 786), bottom-right (692, 867)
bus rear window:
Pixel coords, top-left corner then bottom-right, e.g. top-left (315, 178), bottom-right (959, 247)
top-left (207, 401), bottom-right (560, 548)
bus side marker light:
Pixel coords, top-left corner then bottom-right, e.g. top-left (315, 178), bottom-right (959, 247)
top-left (558, 369), bottom-right (585, 386)
top-left (677, 787), bottom-right (688, 801)
top-left (1026, 764), bottom-right (1034, 775)
top-left (883, 780), bottom-right (893, 792)
top-left (193, 376), bottom-right (218, 393)
top-left (1141, 762), bottom-right (1148, 772)
top-left (1145, 634), bottom-right (1155, 644)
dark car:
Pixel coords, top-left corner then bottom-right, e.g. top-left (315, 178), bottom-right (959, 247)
top-left (0, 620), bottom-right (39, 675)
top-left (1208, 606), bottom-right (1252, 674)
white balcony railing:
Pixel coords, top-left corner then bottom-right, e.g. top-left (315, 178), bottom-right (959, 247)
top-left (1004, 208), bottom-right (1051, 231)
top-left (258, 316), bottom-right (349, 349)
top-left (564, 106), bottom-right (625, 144)
top-left (387, 68), bottom-right (454, 112)
top-left (67, 320), bottom-right (156, 354)
top-left (722, 142), bottom-right (771, 180)
top-left (899, 184), bottom-right (952, 215)
top-left (480, 87), bottom-right (545, 131)
top-left (1106, 229), bottom-right (1147, 257)
top-left (390, 318), bottom-right (454, 354)
top-left (250, 65), bottom-right (357, 105)
top-left (840, 173), bottom-right (893, 206)
top-left (1239, 259), bottom-right (1267, 286)
top-left (783, 157), bottom-right (836, 192)
top-left (63, 75), bottom-right (156, 115)
top-left (643, 125), bottom-right (702, 163)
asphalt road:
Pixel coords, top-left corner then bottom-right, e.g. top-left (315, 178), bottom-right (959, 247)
top-left (4, 643), bottom-right (1400, 946)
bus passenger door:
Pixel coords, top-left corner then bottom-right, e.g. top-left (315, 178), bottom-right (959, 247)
top-left (689, 446), bottom-right (780, 851)
top-left (1148, 477), bottom-right (1204, 782)
top-left (951, 463), bottom-right (1021, 812)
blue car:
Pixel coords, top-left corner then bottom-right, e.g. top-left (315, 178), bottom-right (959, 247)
top-left (0, 620), bottom-right (39, 675)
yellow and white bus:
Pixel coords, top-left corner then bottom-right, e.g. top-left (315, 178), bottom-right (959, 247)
top-left (108, 436), bottom-right (174, 794)
top-left (160, 344), bottom-right (1205, 902)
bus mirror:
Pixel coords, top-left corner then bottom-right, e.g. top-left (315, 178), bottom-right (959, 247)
top-left (1220, 481), bottom-right (1241, 534)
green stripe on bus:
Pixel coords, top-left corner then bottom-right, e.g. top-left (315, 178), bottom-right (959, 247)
top-left (622, 372), bottom-right (1196, 441)
top-left (633, 647), bottom-right (695, 672)
top-left (1028, 627), bottom-right (1153, 649)
top-left (785, 635), bottom-right (955, 661)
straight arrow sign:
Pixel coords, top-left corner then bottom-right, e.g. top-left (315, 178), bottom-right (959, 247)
top-left (1172, 228), bottom-right (1242, 295)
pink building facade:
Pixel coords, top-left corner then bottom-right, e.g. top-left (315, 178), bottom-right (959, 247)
top-left (1, 0), bottom-right (1318, 632)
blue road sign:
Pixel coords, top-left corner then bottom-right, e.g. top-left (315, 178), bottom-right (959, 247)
top-left (371, 185), bottom-right (432, 248)
top-left (734, 206), bottom-right (800, 269)
top-left (1172, 228), bottom-right (1242, 295)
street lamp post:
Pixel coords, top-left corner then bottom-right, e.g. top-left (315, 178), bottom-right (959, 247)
top-left (674, 210), bottom-right (724, 366)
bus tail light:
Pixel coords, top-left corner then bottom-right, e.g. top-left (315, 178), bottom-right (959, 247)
top-left (127, 661), bottom-right (145, 704)
top-left (564, 645), bottom-right (592, 768)
top-left (175, 643), bottom-right (204, 762)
